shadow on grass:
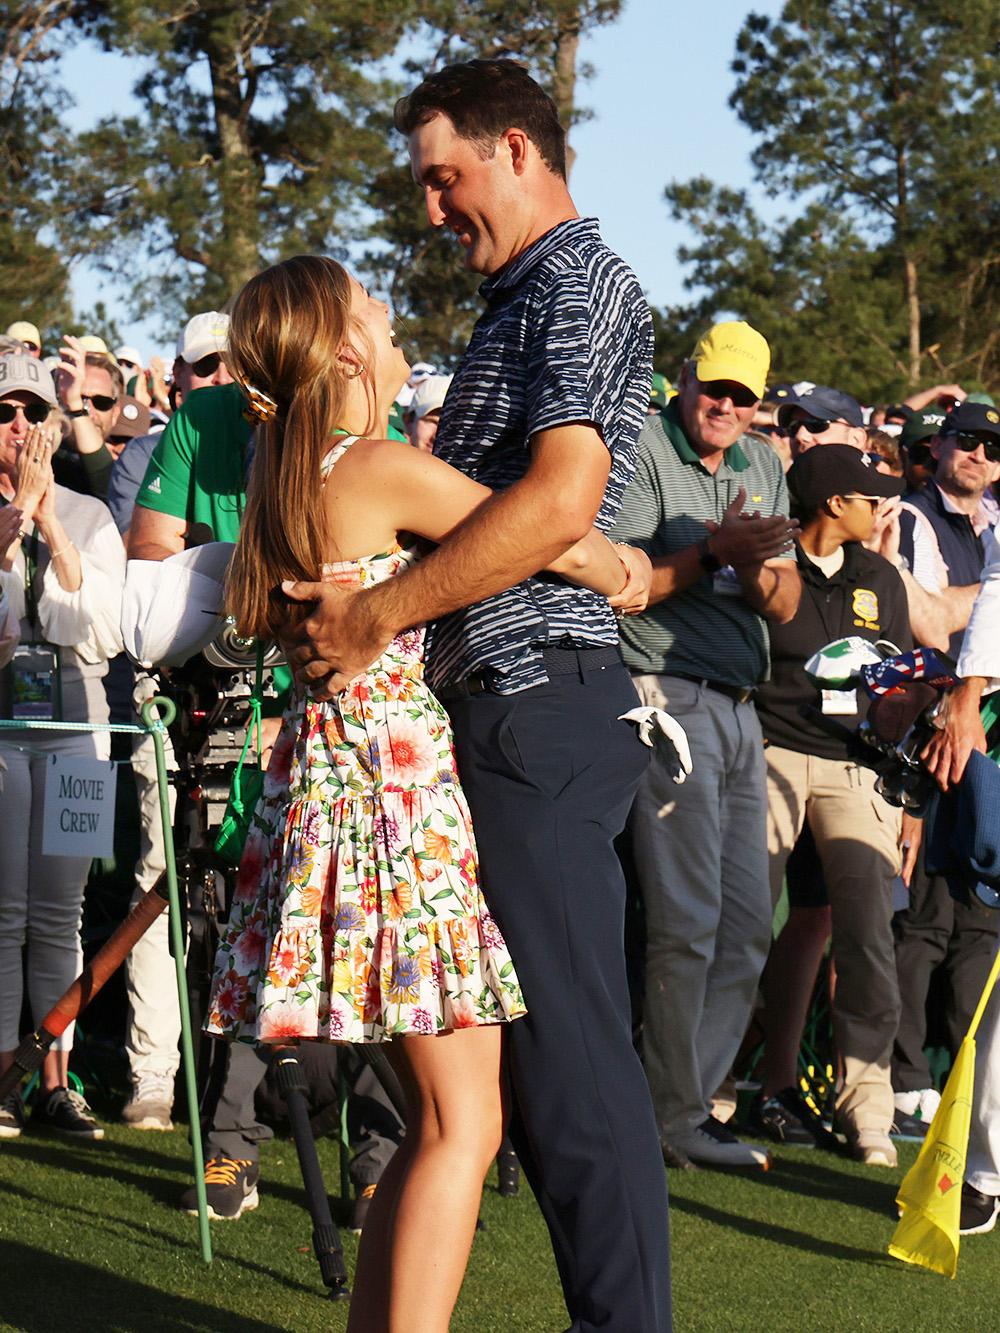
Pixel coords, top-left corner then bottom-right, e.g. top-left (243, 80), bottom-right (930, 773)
top-left (8, 1136), bottom-right (191, 1209)
top-left (0, 1239), bottom-right (290, 1333)
top-left (766, 1152), bottom-right (901, 1216)
top-left (0, 1174), bottom-right (329, 1297)
top-left (669, 1192), bottom-right (893, 1266)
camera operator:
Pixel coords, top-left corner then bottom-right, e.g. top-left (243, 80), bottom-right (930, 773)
top-left (127, 361), bottom-right (403, 1226)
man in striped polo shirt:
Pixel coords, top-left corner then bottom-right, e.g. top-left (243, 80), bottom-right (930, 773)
top-left (613, 323), bottom-right (801, 1170)
top-left (286, 59), bottom-right (671, 1333)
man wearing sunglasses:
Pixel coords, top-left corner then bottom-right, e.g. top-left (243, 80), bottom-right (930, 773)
top-left (774, 383), bottom-right (868, 459)
top-left (890, 399), bottom-right (1000, 1138)
top-left (612, 321), bottom-right (801, 1170)
top-left (172, 312), bottom-right (233, 406)
top-left (897, 408), bottom-right (945, 493)
top-left (53, 336), bottom-right (124, 503)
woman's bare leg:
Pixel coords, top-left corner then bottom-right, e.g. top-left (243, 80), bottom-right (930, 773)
top-left (347, 1024), bottom-right (505, 1333)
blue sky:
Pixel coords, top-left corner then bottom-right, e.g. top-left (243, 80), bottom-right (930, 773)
top-left (58, 0), bottom-right (782, 361)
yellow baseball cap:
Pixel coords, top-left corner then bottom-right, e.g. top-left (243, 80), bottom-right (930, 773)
top-left (6, 320), bottom-right (41, 348)
top-left (78, 334), bottom-right (117, 361)
top-left (691, 321), bottom-right (770, 400)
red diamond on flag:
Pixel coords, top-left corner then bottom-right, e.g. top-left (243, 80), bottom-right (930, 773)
top-left (939, 1173), bottom-right (955, 1195)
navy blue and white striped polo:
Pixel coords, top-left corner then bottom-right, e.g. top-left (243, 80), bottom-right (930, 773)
top-left (427, 217), bottom-right (653, 694)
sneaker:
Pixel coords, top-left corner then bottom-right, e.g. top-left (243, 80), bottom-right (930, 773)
top-left (891, 1110), bottom-right (931, 1142)
top-left (666, 1115), bottom-right (772, 1169)
top-left (851, 1129), bottom-right (897, 1167)
top-left (30, 1087), bottom-right (104, 1140)
top-left (121, 1073), bottom-right (175, 1131)
top-left (748, 1087), bottom-right (831, 1148)
top-left (181, 1156), bottom-right (260, 1220)
top-left (349, 1182), bottom-right (377, 1234)
top-left (0, 1086), bottom-right (25, 1138)
top-left (959, 1183), bottom-right (1000, 1236)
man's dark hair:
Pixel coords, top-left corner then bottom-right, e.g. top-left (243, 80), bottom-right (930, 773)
top-left (394, 59), bottom-right (567, 180)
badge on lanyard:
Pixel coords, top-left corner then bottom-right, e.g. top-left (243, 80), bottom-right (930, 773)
top-left (2, 642), bottom-right (62, 720)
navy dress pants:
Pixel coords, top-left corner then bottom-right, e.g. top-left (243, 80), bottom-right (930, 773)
top-left (445, 661), bottom-right (672, 1333)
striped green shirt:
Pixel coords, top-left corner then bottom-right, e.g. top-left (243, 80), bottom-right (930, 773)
top-left (611, 403), bottom-right (791, 686)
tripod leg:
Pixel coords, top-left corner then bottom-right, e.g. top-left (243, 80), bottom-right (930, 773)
top-left (273, 1046), bottom-right (351, 1301)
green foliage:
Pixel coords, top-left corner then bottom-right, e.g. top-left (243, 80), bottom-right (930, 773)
top-left (64, 0), bottom-right (412, 336)
top-left (661, 0), bottom-right (1000, 396)
top-left (0, 0), bottom-right (75, 341)
top-left (361, 2), bottom-right (625, 365)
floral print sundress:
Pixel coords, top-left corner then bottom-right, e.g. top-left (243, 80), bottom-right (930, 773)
top-left (206, 436), bottom-right (525, 1043)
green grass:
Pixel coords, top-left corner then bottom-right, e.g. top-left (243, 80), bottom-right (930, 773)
top-left (3, 1118), bottom-right (1000, 1332)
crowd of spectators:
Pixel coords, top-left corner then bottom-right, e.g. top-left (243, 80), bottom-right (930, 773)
top-left (0, 306), bottom-right (998, 1233)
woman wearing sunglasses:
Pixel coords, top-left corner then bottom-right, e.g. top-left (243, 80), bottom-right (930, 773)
top-left (0, 355), bottom-right (125, 1141)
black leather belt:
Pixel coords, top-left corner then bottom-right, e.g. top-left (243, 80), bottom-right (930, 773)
top-left (671, 672), bottom-right (756, 705)
top-left (437, 645), bottom-right (622, 701)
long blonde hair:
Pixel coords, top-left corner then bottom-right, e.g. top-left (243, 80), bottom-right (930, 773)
top-left (225, 255), bottom-right (371, 638)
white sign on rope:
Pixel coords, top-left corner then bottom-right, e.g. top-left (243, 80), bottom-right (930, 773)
top-left (42, 755), bottom-right (118, 858)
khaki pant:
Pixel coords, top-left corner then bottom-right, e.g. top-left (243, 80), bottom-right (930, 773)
top-left (766, 744), bottom-right (901, 1135)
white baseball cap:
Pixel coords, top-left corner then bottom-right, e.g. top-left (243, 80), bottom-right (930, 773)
top-left (0, 354), bottom-right (58, 407)
top-left (115, 345), bottom-right (144, 368)
top-left (176, 312), bottom-right (230, 364)
top-left (407, 374), bottom-right (453, 422)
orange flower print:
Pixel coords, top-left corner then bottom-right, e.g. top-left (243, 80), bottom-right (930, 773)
top-left (324, 717), bottom-right (347, 748)
top-left (423, 827), bottom-right (453, 866)
top-left (212, 975), bottom-right (248, 1024)
top-left (449, 919), bottom-right (475, 978)
top-left (268, 939), bottom-right (307, 988)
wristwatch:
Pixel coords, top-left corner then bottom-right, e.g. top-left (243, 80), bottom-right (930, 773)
top-left (697, 537), bottom-right (722, 574)
top-left (67, 408), bottom-right (89, 419)
top-left (895, 555), bottom-right (911, 573)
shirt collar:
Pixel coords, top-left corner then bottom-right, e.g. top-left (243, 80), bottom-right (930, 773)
top-left (932, 480), bottom-right (995, 536)
top-left (659, 400), bottom-right (751, 473)
top-left (480, 217), bottom-right (600, 301)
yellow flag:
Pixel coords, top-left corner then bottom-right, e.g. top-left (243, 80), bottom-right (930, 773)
top-left (888, 1037), bottom-right (976, 1278)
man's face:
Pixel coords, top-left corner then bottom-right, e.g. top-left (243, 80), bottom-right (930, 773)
top-left (75, 365), bottom-right (120, 441)
top-left (172, 350), bottom-right (233, 405)
top-left (676, 363), bottom-right (758, 455)
top-left (786, 409), bottom-right (860, 457)
top-left (407, 409), bottom-right (441, 453)
top-left (901, 441), bottom-right (936, 491)
top-left (408, 114), bottom-right (520, 275)
top-left (932, 432), bottom-right (1000, 501)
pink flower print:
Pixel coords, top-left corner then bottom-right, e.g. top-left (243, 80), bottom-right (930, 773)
top-left (267, 725), bottom-right (296, 788)
top-left (212, 976), bottom-right (247, 1023)
top-left (234, 919), bottom-right (269, 973)
top-left (268, 939), bottom-right (305, 988)
top-left (411, 1007), bottom-right (435, 1034)
top-left (479, 912), bottom-right (506, 954)
top-left (378, 718), bottom-right (438, 786)
top-left (259, 997), bottom-right (316, 1042)
top-left (450, 991), bottom-right (477, 1028)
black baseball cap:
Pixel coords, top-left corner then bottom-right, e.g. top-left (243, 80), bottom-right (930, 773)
top-left (940, 400), bottom-right (1000, 439)
top-left (775, 384), bottom-right (865, 429)
top-left (787, 444), bottom-right (905, 510)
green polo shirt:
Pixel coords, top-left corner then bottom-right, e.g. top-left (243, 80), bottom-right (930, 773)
top-left (136, 382), bottom-right (249, 541)
top-left (611, 403), bottom-right (791, 687)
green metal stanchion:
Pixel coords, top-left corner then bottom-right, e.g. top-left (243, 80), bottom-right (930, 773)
top-left (0, 706), bottom-right (212, 1264)
top-left (140, 696), bottom-right (212, 1265)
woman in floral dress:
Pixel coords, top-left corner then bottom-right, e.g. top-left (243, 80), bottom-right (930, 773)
top-left (206, 256), bottom-right (639, 1333)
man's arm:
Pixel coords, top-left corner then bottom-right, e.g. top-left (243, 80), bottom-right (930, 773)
top-left (283, 423), bottom-right (617, 695)
top-left (127, 504), bottom-right (187, 561)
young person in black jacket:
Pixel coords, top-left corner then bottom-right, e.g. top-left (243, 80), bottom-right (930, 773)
top-left (752, 444), bottom-right (911, 1166)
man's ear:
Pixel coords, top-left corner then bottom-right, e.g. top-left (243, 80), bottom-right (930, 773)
top-left (847, 425), bottom-right (868, 450)
top-left (827, 495), bottom-right (847, 518)
top-left (502, 127), bottom-right (532, 176)
top-left (930, 433), bottom-right (944, 463)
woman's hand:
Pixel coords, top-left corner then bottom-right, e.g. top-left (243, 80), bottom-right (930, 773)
top-left (12, 424), bottom-right (56, 525)
top-left (0, 503), bottom-right (23, 561)
top-left (865, 496), bottom-right (900, 564)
